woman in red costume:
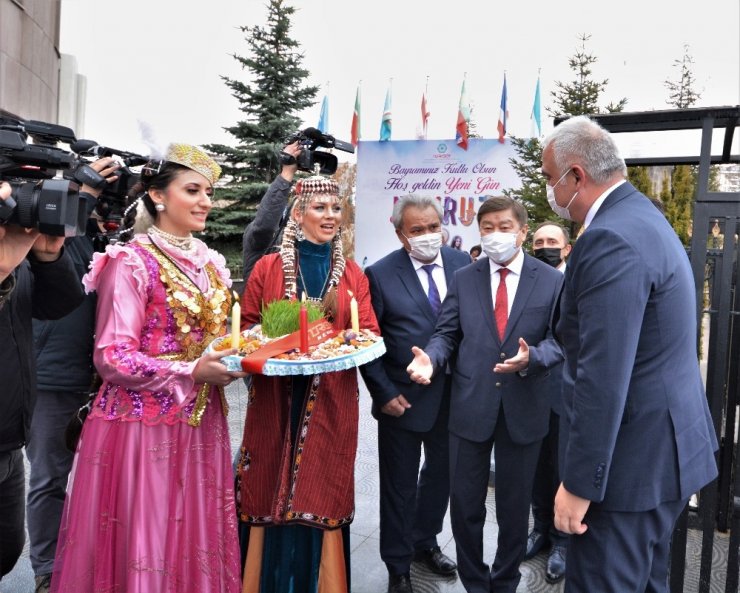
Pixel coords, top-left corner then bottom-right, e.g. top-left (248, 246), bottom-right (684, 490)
top-left (237, 175), bottom-right (379, 593)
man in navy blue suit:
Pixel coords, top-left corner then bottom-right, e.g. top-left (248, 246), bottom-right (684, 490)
top-left (361, 194), bottom-right (470, 593)
top-left (407, 196), bottom-right (564, 593)
top-left (544, 115), bottom-right (718, 593)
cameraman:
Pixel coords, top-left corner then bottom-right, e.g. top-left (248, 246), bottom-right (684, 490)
top-left (0, 180), bottom-right (84, 582)
top-left (26, 157), bottom-right (119, 593)
top-left (241, 140), bottom-right (301, 284)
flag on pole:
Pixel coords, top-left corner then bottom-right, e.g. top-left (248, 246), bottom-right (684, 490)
top-left (497, 74), bottom-right (509, 143)
top-left (455, 78), bottom-right (470, 150)
top-left (380, 85), bottom-right (392, 141)
top-left (350, 85), bottom-right (361, 146)
top-left (317, 95), bottom-right (329, 133)
top-left (421, 92), bottom-right (430, 139)
top-left (530, 76), bottom-right (542, 138)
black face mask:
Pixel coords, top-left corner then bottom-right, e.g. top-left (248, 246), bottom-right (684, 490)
top-left (533, 247), bottom-right (563, 268)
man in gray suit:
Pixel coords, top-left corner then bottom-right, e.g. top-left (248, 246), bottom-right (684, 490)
top-left (361, 194), bottom-right (469, 593)
top-left (407, 196), bottom-right (563, 593)
top-left (544, 115), bottom-right (718, 592)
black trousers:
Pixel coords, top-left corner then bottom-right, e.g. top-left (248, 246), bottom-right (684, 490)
top-left (449, 410), bottom-right (541, 593)
top-left (378, 392), bottom-right (451, 575)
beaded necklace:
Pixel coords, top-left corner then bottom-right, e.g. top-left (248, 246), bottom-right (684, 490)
top-left (148, 225), bottom-right (194, 252)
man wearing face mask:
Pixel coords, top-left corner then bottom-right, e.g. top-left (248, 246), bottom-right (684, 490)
top-left (543, 116), bottom-right (717, 593)
top-left (523, 221), bottom-right (571, 583)
top-left (406, 196), bottom-right (563, 593)
top-left (360, 194), bottom-right (470, 593)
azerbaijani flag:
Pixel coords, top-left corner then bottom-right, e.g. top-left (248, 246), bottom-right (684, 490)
top-left (380, 86), bottom-right (392, 141)
top-left (530, 76), bottom-right (542, 138)
top-left (455, 79), bottom-right (470, 150)
top-left (317, 95), bottom-right (329, 133)
top-left (497, 74), bottom-right (509, 144)
top-left (351, 86), bottom-right (361, 147)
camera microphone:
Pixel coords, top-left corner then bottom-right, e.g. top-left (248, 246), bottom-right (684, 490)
top-left (70, 139), bottom-right (111, 157)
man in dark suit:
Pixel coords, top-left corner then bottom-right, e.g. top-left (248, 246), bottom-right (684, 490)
top-left (544, 115), bottom-right (718, 593)
top-left (407, 196), bottom-right (564, 593)
top-left (524, 221), bottom-right (572, 583)
top-left (361, 194), bottom-right (469, 593)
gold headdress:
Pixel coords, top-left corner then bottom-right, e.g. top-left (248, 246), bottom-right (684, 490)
top-left (164, 143), bottom-right (221, 185)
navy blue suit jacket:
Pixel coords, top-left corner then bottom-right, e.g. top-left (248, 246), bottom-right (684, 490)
top-left (360, 246), bottom-right (471, 432)
top-left (424, 252), bottom-right (564, 443)
top-left (557, 182), bottom-right (718, 512)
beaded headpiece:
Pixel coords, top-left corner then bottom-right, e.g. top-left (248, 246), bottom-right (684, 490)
top-left (142, 143), bottom-right (222, 186)
top-left (164, 143), bottom-right (222, 185)
top-left (293, 175), bottom-right (341, 208)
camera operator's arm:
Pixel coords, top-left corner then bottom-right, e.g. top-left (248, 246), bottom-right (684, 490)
top-left (28, 235), bottom-right (84, 320)
top-left (241, 141), bottom-right (300, 283)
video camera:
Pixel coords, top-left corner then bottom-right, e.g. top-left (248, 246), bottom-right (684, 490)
top-left (0, 116), bottom-right (91, 237)
top-left (280, 127), bottom-right (354, 175)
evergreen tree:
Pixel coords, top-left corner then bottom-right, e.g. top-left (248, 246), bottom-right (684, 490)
top-left (547, 34), bottom-right (627, 118)
top-left (663, 43), bottom-right (702, 245)
top-left (504, 34), bottom-right (626, 231)
top-left (203, 0), bottom-right (318, 261)
top-left (628, 166), bottom-right (654, 197)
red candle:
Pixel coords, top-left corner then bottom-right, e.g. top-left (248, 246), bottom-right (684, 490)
top-left (299, 303), bottom-right (309, 353)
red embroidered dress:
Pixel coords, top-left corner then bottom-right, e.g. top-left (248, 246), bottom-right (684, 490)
top-left (237, 253), bottom-right (379, 527)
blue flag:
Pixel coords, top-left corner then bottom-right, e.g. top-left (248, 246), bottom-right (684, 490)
top-left (380, 87), bottom-right (392, 141)
top-left (318, 95), bottom-right (329, 133)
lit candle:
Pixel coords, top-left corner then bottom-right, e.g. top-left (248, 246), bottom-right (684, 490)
top-left (348, 290), bottom-right (359, 333)
top-left (299, 292), bottom-right (309, 353)
top-left (231, 292), bottom-right (241, 350)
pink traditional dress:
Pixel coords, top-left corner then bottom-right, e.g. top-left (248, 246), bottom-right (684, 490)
top-left (50, 233), bottom-right (241, 593)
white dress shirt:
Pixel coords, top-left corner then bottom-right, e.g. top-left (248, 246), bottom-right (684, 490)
top-left (409, 251), bottom-right (447, 302)
top-left (488, 248), bottom-right (524, 315)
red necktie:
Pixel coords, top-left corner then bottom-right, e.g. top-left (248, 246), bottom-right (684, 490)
top-left (495, 268), bottom-right (509, 341)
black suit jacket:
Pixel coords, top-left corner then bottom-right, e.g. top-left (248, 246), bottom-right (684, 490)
top-left (360, 246), bottom-right (471, 432)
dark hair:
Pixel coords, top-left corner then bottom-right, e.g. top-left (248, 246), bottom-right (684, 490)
top-left (534, 220), bottom-right (570, 244)
top-left (476, 196), bottom-right (528, 228)
top-left (469, 244), bottom-right (482, 256)
top-left (119, 162), bottom-right (191, 242)
top-left (451, 235), bottom-right (463, 249)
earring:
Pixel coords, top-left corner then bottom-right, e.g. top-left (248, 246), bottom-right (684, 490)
top-left (155, 203), bottom-right (166, 212)
top-left (295, 227), bottom-right (305, 241)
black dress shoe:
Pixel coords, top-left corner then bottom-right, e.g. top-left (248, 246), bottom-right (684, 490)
top-left (524, 528), bottom-right (549, 560)
top-left (412, 546), bottom-right (457, 575)
top-left (545, 544), bottom-right (567, 583)
top-left (388, 572), bottom-right (413, 593)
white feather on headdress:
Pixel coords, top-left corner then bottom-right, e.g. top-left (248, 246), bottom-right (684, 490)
top-left (137, 119), bottom-right (169, 161)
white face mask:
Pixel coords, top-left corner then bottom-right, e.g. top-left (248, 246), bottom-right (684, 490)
top-left (546, 168), bottom-right (579, 221)
top-left (481, 231), bottom-right (520, 264)
top-left (404, 231), bottom-right (443, 262)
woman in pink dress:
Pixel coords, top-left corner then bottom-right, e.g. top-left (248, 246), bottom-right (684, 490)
top-left (51, 144), bottom-right (246, 593)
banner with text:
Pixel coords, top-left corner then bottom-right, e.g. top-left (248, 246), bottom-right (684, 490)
top-left (355, 139), bottom-right (521, 267)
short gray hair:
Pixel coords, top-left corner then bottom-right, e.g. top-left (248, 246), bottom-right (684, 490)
top-left (543, 115), bottom-right (627, 184)
top-left (390, 194), bottom-right (443, 230)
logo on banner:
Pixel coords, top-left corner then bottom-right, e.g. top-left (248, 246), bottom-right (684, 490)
top-left (434, 143), bottom-right (451, 159)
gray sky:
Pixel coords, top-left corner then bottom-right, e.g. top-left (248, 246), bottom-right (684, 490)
top-left (59, 0), bottom-right (739, 160)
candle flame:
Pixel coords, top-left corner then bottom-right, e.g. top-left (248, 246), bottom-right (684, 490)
top-left (347, 290), bottom-right (354, 298)
top-left (301, 292), bottom-right (307, 303)
top-left (232, 291), bottom-right (239, 302)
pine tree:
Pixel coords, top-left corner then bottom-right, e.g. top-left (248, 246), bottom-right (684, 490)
top-left (504, 34), bottom-right (626, 231)
top-left (547, 34), bottom-right (627, 118)
top-left (203, 0), bottom-right (318, 265)
top-left (663, 43), bottom-right (702, 246)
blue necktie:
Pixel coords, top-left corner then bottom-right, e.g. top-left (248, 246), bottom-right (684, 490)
top-left (421, 264), bottom-right (442, 317)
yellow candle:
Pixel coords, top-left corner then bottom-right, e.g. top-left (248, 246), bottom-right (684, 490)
top-left (349, 290), bottom-right (359, 333)
top-left (231, 292), bottom-right (241, 350)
